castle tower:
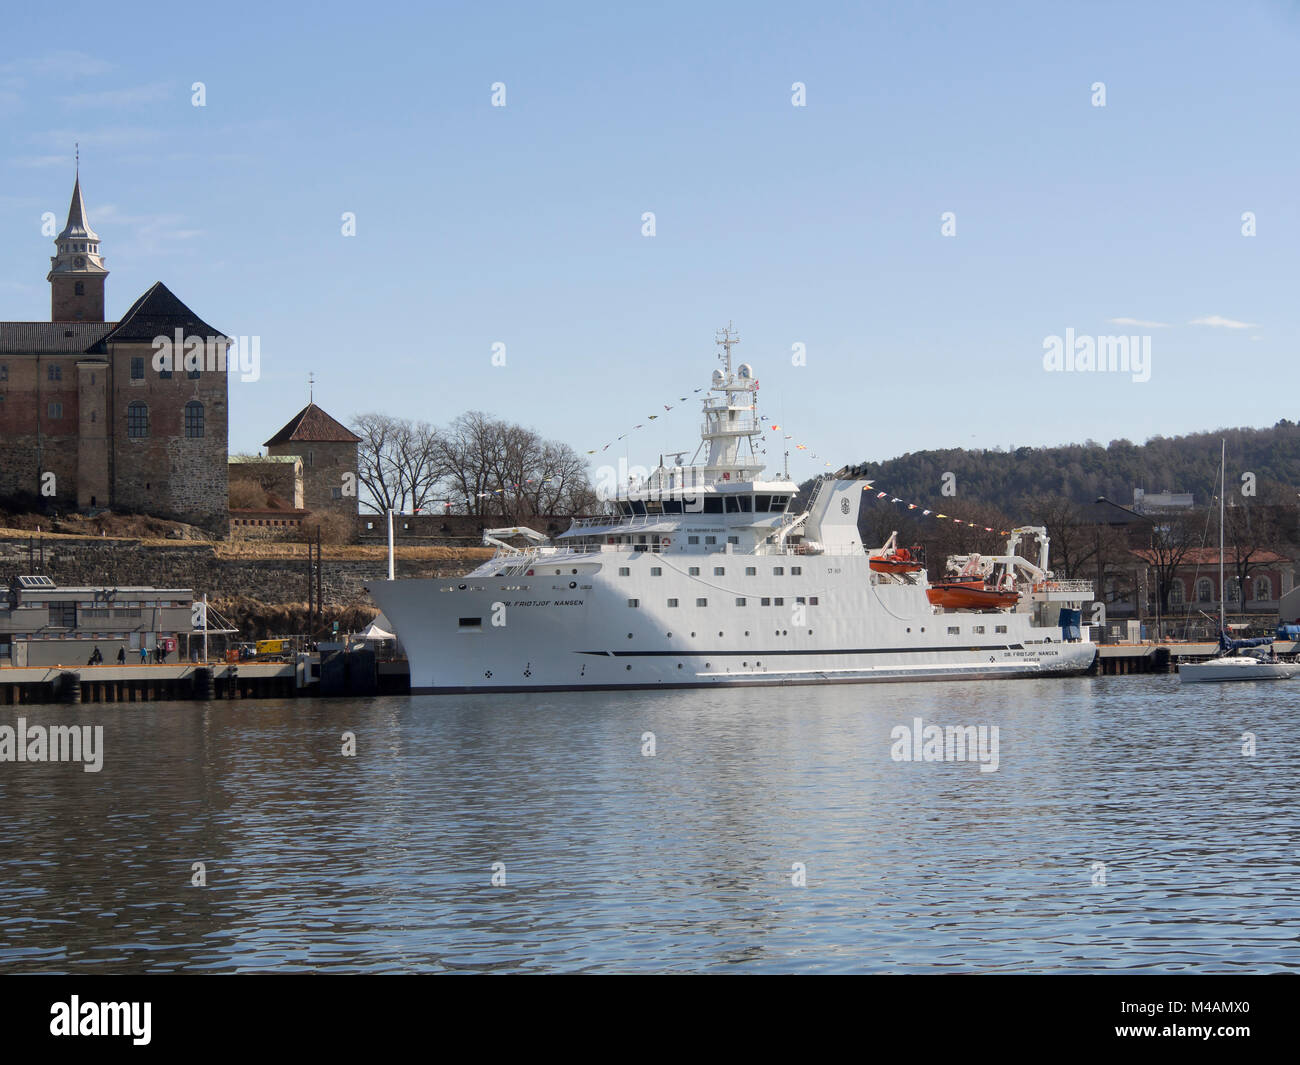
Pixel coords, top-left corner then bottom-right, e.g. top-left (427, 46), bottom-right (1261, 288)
top-left (47, 169), bottom-right (108, 322)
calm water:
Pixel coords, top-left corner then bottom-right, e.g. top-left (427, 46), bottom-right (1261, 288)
top-left (1, 677), bottom-right (1296, 973)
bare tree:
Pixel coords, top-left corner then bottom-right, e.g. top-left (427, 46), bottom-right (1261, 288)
top-left (1223, 500), bottom-right (1289, 611)
top-left (437, 411), bottom-right (595, 520)
top-left (353, 413), bottom-right (444, 514)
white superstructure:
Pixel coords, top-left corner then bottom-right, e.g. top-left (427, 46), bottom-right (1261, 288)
top-left (367, 327), bottom-right (1097, 693)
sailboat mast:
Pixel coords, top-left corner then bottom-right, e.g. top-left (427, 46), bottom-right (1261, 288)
top-left (1219, 440), bottom-right (1225, 633)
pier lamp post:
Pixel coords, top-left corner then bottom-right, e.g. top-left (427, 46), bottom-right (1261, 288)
top-left (1096, 497), bottom-right (1163, 642)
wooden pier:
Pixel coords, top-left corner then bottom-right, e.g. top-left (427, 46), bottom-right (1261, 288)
top-left (1093, 640), bottom-right (1299, 676)
top-left (0, 662), bottom-right (299, 704)
top-left (0, 652), bottom-right (412, 705)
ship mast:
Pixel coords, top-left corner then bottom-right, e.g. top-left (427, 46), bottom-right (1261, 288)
top-left (699, 322), bottom-right (763, 483)
top-left (716, 321), bottom-right (739, 371)
top-left (1218, 439), bottom-right (1225, 636)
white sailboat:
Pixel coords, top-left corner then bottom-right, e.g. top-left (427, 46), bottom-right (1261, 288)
top-left (1179, 442), bottom-right (1295, 683)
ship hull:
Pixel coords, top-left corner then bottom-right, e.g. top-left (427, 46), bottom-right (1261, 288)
top-left (366, 554), bottom-right (1097, 694)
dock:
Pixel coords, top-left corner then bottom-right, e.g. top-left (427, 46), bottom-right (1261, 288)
top-left (1094, 640), bottom-right (1299, 675)
top-left (0, 653), bottom-right (412, 704)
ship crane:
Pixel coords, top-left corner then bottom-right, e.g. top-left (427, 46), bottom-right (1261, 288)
top-left (482, 526), bottom-right (550, 552)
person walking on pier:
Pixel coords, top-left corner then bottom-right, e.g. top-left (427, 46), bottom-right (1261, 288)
top-left (117, 646), bottom-right (126, 665)
top-left (139, 645), bottom-right (148, 664)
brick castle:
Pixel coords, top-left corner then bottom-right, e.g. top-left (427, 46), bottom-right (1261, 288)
top-left (0, 172), bottom-right (230, 534)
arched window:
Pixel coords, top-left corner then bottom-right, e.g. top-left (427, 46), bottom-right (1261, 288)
top-left (74, 281), bottom-right (84, 296)
top-left (1168, 579), bottom-right (1184, 605)
top-left (1255, 576), bottom-right (1272, 601)
top-left (185, 401), bottom-right (204, 438)
top-left (1227, 580), bottom-right (1240, 602)
top-left (127, 401), bottom-right (149, 438)
top-left (1196, 578), bottom-right (1213, 603)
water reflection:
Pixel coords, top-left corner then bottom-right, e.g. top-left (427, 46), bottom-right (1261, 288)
top-left (0, 676), bottom-right (1295, 972)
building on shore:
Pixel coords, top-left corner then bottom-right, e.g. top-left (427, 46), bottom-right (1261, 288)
top-left (0, 575), bottom-right (193, 667)
top-left (0, 172), bottom-right (230, 535)
top-left (261, 403), bottom-right (361, 537)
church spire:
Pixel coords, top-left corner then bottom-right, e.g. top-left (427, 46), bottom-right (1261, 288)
top-left (48, 164), bottom-right (108, 322)
top-left (58, 174), bottom-right (100, 243)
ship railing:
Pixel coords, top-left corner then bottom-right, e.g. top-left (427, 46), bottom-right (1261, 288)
top-left (567, 513), bottom-right (681, 531)
top-left (1031, 579), bottom-right (1094, 595)
top-left (700, 418), bottom-right (760, 436)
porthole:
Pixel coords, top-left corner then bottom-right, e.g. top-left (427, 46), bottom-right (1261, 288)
top-left (666, 632), bottom-right (672, 638)
top-left (627, 633), bottom-right (633, 639)
top-left (744, 630), bottom-right (750, 636)
top-left (554, 570), bottom-right (560, 575)
top-left (691, 632), bottom-right (696, 637)
top-left (626, 664), bottom-right (632, 670)
top-left (569, 581), bottom-right (577, 589)
top-left (572, 569), bottom-right (578, 574)
top-left (782, 630), bottom-right (788, 636)
top-left (718, 631), bottom-right (723, 637)
top-left (677, 663), bottom-right (683, 669)
top-left (458, 583), bottom-right (467, 590)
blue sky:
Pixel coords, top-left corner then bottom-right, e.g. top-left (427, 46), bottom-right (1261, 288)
top-left (2, 0), bottom-right (1298, 485)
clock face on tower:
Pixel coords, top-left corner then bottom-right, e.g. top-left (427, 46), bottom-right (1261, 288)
top-left (74, 257), bottom-right (85, 268)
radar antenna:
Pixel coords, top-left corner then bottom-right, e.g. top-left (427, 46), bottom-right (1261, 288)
top-left (715, 322), bottom-right (739, 373)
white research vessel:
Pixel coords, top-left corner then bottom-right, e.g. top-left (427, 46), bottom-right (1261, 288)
top-left (367, 328), bottom-right (1098, 693)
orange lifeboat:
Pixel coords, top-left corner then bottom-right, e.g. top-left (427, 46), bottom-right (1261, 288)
top-left (869, 545), bottom-right (925, 575)
top-left (926, 579), bottom-right (1020, 610)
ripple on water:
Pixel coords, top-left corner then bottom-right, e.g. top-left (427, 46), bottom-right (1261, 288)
top-left (0, 679), bottom-right (1297, 972)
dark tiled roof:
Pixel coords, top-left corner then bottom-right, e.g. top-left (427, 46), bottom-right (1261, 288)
top-left (264, 403), bottom-right (361, 445)
top-left (0, 322), bottom-right (115, 355)
top-left (1132, 547), bottom-right (1291, 565)
top-left (98, 281), bottom-right (224, 344)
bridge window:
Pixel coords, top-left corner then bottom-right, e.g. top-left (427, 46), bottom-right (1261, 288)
top-left (695, 598), bottom-right (708, 607)
top-left (667, 599), bottom-right (679, 607)
top-left (688, 567), bottom-right (700, 576)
